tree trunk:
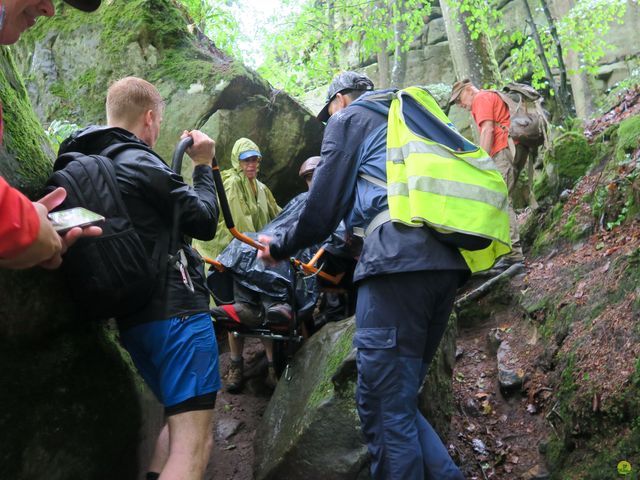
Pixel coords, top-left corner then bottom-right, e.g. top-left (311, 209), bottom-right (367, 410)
top-left (440, 0), bottom-right (501, 86)
top-left (390, 0), bottom-right (408, 87)
top-left (522, 0), bottom-right (569, 119)
top-left (325, 0), bottom-right (339, 70)
top-left (539, 0), bottom-right (574, 115)
top-left (375, 0), bottom-right (390, 88)
top-left (548, 0), bottom-right (596, 118)
top-left (377, 46), bottom-right (390, 88)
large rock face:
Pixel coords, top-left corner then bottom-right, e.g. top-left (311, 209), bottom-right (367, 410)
top-left (0, 45), bottom-right (143, 479)
top-left (15, 0), bottom-right (323, 204)
top-left (2, 1), bottom-right (323, 477)
top-left (314, 0), bottom-right (639, 122)
top-left (254, 316), bottom-right (459, 480)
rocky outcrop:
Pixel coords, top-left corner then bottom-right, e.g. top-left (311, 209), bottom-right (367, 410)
top-left (1, 0), bottom-right (323, 477)
top-left (318, 0), bottom-right (639, 123)
top-left (15, 0), bottom-right (323, 203)
top-left (254, 315), bottom-right (459, 480)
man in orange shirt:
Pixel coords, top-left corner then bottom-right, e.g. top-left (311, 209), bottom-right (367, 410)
top-left (450, 79), bottom-right (525, 267)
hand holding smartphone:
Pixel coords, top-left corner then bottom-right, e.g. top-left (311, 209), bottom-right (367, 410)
top-left (48, 207), bottom-right (105, 235)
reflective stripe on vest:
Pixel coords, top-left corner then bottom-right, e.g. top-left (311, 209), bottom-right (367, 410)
top-left (386, 87), bottom-right (512, 272)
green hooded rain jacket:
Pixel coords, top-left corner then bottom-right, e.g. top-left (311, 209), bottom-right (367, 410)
top-left (196, 138), bottom-right (281, 259)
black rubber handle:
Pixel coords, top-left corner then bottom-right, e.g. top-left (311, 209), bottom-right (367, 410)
top-left (211, 162), bottom-right (235, 230)
top-left (172, 136), bottom-right (194, 173)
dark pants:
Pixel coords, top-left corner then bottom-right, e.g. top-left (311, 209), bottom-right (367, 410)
top-left (354, 270), bottom-right (464, 480)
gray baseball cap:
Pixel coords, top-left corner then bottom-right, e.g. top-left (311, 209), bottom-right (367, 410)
top-left (63, 0), bottom-right (101, 12)
top-left (317, 71), bottom-right (374, 122)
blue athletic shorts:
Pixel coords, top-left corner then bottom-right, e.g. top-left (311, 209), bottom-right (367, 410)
top-left (120, 312), bottom-right (221, 409)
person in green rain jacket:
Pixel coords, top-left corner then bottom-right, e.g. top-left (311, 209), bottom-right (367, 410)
top-left (204, 138), bottom-right (281, 259)
top-left (198, 138), bottom-right (281, 391)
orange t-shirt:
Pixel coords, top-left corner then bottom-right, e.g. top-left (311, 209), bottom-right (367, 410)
top-left (471, 90), bottom-right (510, 157)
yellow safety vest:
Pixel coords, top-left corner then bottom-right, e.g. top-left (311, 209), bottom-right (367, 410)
top-left (386, 87), bottom-right (511, 272)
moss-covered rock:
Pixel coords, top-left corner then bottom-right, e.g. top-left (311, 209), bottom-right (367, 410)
top-left (1, 43), bottom-right (146, 479)
top-left (0, 323), bottom-right (141, 480)
top-left (254, 315), bottom-right (460, 479)
top-left (615, 115), bottom-right (640, 162)
top-left (540, 132), bottom-right (594, 199)
top-left (254, 318), bottom-right (368, 480)
top-left (14, 0), bottom-right (323, 204)
top-left (0, 47), bottom-right (53, 196)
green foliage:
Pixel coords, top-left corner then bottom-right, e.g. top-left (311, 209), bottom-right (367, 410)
top-left (445, 0), bottom-right (503, 41)
top-left (258, 0), bottom-right (431, 96)
top-left (45, 120), bottom-right (79, 154)
top-left (177, 0), bottom-right (243, 58)
top-left (448, 0), bottom-right (627, 97)
top-left (557, 0), bottom-right (627, 75)
top-left (507, 27), bottom-right (558, 92)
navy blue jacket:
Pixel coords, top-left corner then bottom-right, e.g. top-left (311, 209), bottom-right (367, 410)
top-left (269, 91), bottom-right (469, 283)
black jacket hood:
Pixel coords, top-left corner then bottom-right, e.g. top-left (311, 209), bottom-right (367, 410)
top-left (58, 126), bottom-right (147, 157)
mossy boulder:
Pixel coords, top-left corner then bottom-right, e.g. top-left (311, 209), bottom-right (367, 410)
top-left (536, 132), bottom-right (594, 200)
top-left (0, 48), bottom-right (53, 196)
top-left (15, 0), bottom-right (323, 204)
top-left (254, 315), bottom-right (459, 480)
top-left (615, 114), bottom-right (640, 162)
top-left (0, 48), bottom-right (143, 478)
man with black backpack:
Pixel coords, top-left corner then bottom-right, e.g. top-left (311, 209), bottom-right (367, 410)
top-left (257, 71), bottom-right (477, 480)
top-left (51, 77), bottom-right (220, 480)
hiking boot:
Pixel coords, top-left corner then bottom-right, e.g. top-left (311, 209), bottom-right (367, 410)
top-left (265, 303), bottom-right (293, 326)
top-left (265, 364), bottom-right (278, 390)
top-left (493, 255), bottom-right (525, 272)
top-left (225, 359), bottom-right (244, 393)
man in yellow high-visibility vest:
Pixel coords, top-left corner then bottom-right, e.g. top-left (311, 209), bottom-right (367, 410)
top-left (259, 72), bottom-right (467, 480)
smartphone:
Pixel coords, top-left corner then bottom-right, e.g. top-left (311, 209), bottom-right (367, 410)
top-left (48, 207), bottom-right (105, 234)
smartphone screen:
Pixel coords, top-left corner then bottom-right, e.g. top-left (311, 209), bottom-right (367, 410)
top-left (48, 207), bottom-right (105, 234)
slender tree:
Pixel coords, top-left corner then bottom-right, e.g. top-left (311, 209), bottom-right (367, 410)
top-left (259, 0), bottom-right (431, 96)
top-left (440, 0), bottom-right (502, 86)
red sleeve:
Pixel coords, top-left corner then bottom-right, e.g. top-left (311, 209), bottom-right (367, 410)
top-left (471, 91), bottom-right (501, 127)
top-left (0, 176), bottom-right (40, 258)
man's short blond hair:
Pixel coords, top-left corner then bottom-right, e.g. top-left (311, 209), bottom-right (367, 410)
top-left (106, 76), bottom-right (164, 126)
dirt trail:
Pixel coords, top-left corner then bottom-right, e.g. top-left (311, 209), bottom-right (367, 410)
top-left (204, 279), bottom-right (553, 480)
top-left (450, 269), bottom-right (552, 479)
top-left (206, 338), bottom-right (270, 480)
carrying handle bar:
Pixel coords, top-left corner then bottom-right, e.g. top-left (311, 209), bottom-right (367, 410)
top-left (172, 136), bottom-right (194, 173)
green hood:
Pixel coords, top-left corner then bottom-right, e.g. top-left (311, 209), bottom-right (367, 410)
top-left (231, 137), bottom-right (261, 171)
top-left (193, 137), bottom-right (281, 260)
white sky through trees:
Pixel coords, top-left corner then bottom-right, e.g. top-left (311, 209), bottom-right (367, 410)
top-left (235, 0), bottom-right (286, 67)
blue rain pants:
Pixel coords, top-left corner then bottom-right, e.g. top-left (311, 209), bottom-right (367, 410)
top-left (354, 270), bottom-right (465, 480)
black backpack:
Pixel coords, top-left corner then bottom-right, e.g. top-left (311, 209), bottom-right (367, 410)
top-left (47, 143), bottom-right (168, 320)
